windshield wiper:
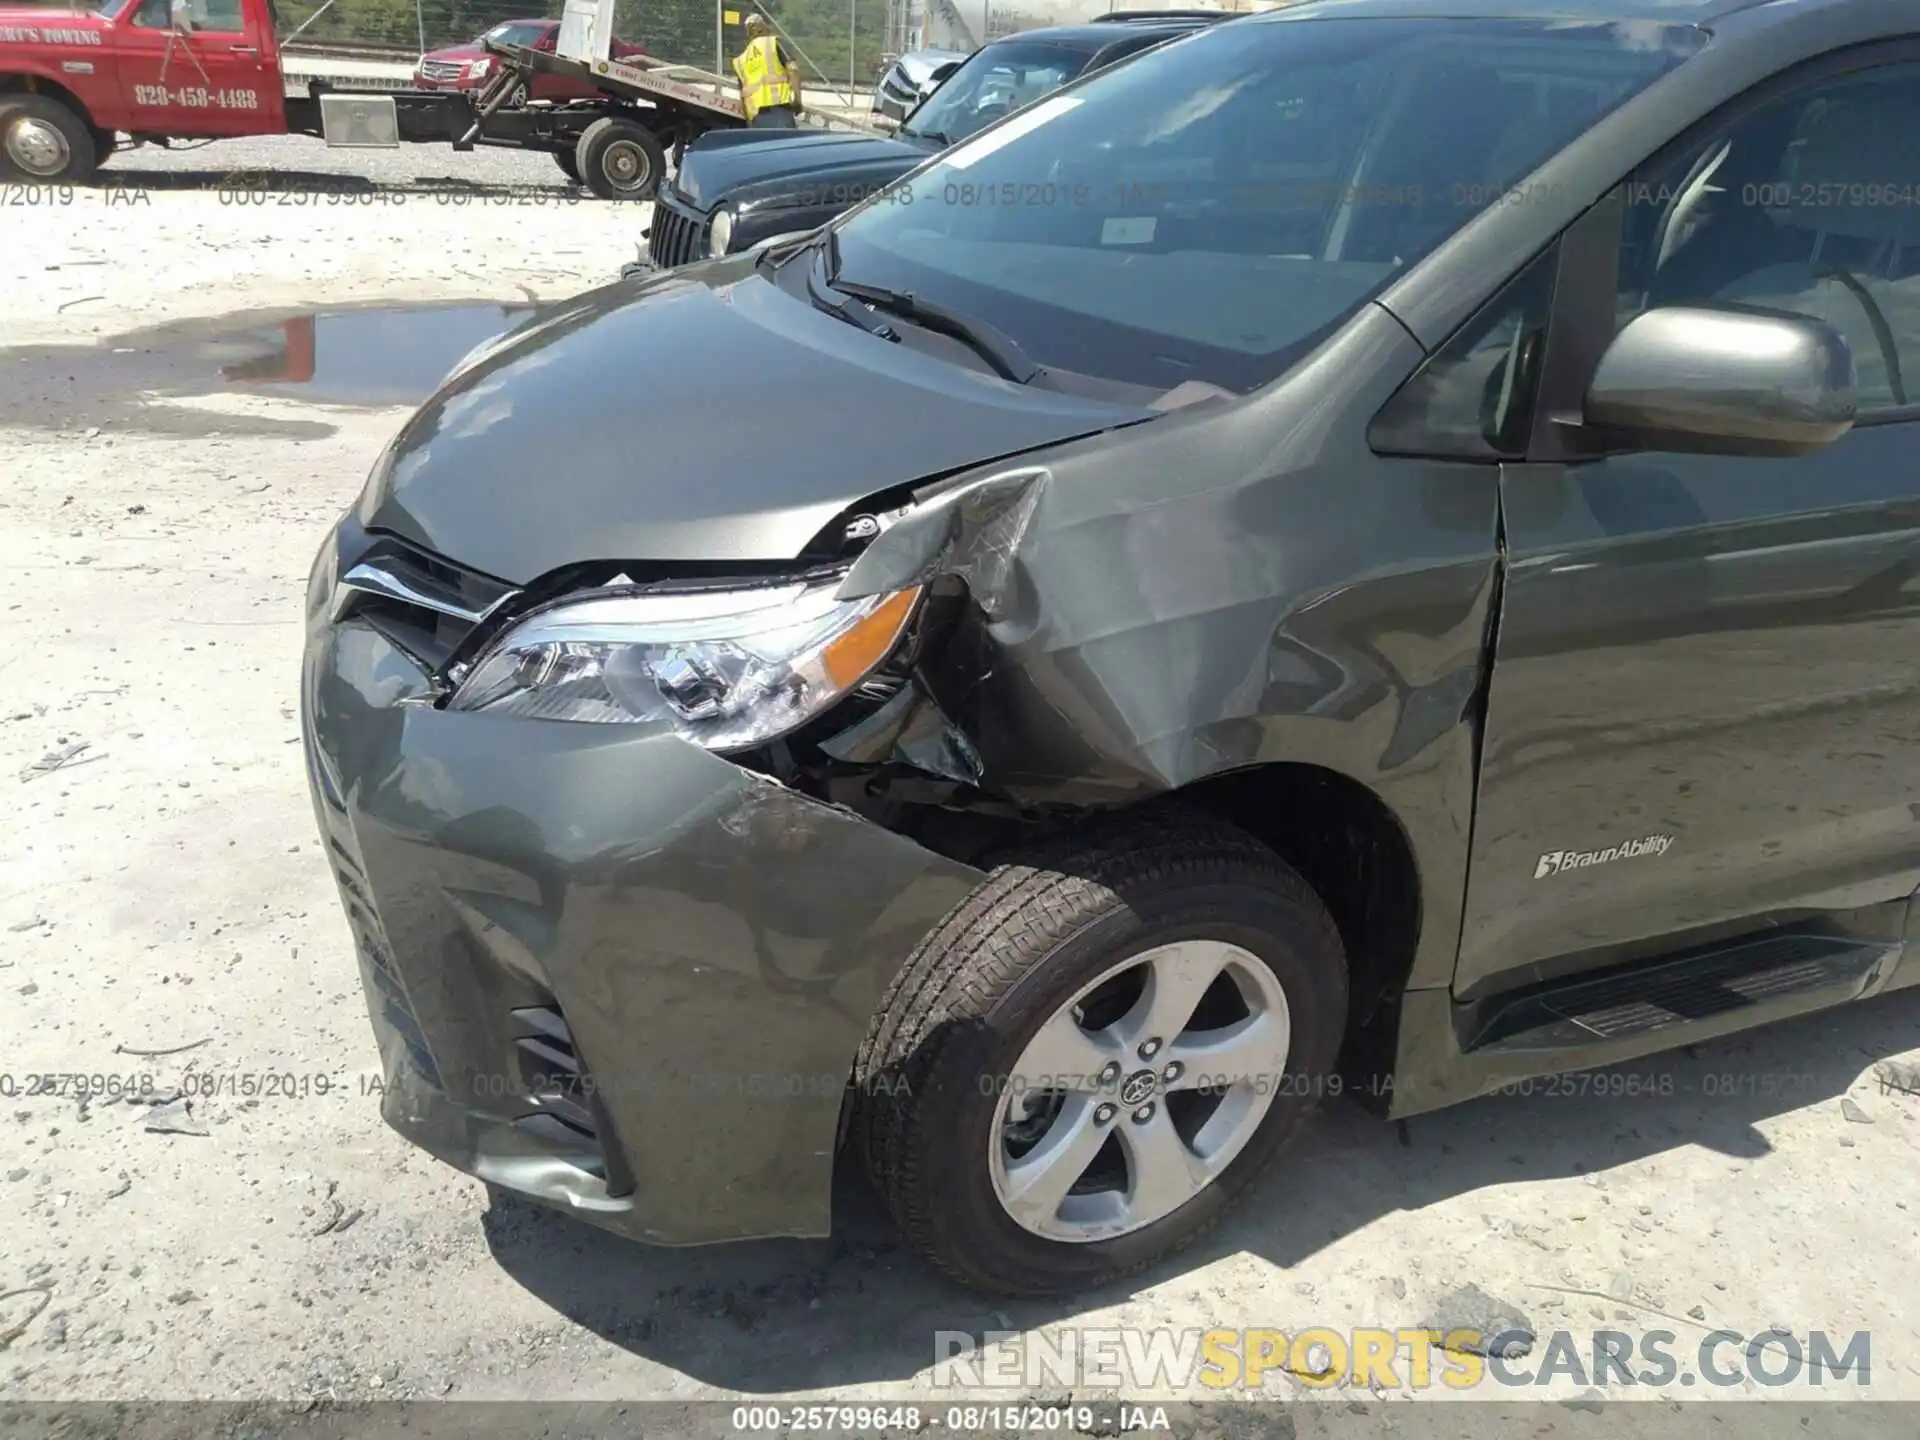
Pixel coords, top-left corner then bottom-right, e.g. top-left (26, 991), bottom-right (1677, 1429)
top-left (805, 236), bottom-right (899, 341)
top-left (898, 125), bottom-right (951, 146)
top-left (829, 276), bottom-right (1041, 384)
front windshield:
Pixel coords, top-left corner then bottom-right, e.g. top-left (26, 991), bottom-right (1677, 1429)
top-left (485, 20), bottom-right (549, 46)
top-left (838, 17), bottom-right (1704, 394)
top-left (903, 39), bottom-right (1091, 145)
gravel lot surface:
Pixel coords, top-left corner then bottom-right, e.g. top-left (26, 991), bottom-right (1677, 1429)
top-left (2, 147), bottom-right (1919, 1420)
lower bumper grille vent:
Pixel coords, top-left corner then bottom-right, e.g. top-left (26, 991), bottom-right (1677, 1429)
top-left (511, 1004), bottom-right (600, 1140)
top-left (509, 1004), bottom-right (635, 1195)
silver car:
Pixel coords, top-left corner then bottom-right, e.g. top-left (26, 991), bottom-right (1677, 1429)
top-left (872, 46), bottom-right (970, 121)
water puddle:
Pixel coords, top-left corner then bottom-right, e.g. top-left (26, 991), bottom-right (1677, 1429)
top-left (0, 301), bottom-right (546, 435)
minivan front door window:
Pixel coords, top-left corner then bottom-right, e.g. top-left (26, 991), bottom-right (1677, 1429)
top-left (1623, 62), bottom-right (1920, 413)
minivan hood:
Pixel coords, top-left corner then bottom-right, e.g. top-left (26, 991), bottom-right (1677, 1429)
top-left (355, 266), bottom-right (1152, 584)
top-left (673, 130), bottom-right (928, 209)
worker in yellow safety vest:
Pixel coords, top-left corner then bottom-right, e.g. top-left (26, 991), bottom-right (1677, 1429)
top-left (733, 14), bottom-right (802, 128)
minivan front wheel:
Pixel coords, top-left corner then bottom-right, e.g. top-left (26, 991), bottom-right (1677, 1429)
top-left (856, 813), bottom-right (1348, 1295)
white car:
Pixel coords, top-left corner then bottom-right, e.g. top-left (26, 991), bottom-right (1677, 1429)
top-left (872, 47), bottom-right (971, 122)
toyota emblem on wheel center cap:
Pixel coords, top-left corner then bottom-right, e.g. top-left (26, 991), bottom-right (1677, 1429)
top-left (1119, 1069), bottom-right (1158, 1107)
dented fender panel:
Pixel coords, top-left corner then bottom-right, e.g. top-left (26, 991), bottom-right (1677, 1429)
top-left (856, 305), bottom-right (1503, 996)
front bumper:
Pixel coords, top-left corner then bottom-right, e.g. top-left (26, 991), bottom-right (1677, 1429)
top-left (873, 79), bottom-right (917, 122)
top-left (300, 562), bottom-right (982, 1245)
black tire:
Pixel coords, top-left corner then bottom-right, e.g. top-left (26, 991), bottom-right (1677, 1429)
top-left (854, 811), bottom-right (1349, 1295)
top-left (553, 147), bottom-right (581, 184)
top-left (573, 116), bottom-right (665, 201)
top-left (0, 95), bottom-right (98, 184)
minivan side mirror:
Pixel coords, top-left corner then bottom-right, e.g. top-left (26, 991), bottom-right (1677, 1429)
top-left (1584, 304), bottom-right (1856, 458)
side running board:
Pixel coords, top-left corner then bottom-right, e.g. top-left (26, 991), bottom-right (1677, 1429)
top-left (1465, 931), bottom-right (1895, 1055)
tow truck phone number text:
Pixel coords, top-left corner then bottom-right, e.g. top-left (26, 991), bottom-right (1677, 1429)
top-left (132, 85), bottom-right (260, 109)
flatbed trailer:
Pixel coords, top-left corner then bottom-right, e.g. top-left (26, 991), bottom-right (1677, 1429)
top-left (461, 38), bottom-right (881, 194)
top-left (0, 0), bottom-right (878, 197)
top-left (273, 41), bottom-right (755, 199)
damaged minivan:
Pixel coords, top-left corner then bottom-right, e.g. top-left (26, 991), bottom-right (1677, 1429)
top-left (304, 0), bottom-right (1920, 1294)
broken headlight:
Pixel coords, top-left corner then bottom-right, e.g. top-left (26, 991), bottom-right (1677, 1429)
top-left (447, 576), bottom-right (921, 750)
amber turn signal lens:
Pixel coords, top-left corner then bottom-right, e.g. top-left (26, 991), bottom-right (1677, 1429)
top-left (821, 586), bottom-right (922, 689)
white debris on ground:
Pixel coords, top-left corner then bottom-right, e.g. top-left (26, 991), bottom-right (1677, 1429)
top-left (1, 153), bottom-right (1918, 1407)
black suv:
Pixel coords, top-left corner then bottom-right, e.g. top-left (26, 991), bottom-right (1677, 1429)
top-left (634, 13), bottom-right (1219, 271)
top-left (307, 0), bottom-right (1920, 1297)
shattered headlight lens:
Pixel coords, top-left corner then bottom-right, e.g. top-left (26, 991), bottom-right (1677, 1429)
top-left (447, 576), bottom-right (921, 750)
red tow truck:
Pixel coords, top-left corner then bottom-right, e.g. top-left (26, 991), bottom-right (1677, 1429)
top-left (0, 0), bottom-right (876, 197)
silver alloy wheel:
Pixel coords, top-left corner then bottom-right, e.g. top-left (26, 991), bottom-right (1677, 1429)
top-left (602, 139), bottom-right (650, 192)
top-left (5, 115), bottom-right (69, 178)
top-left (988, 939), bottom-right (1292, 1243)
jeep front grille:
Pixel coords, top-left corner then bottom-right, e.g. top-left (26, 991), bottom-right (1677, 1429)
top-left (647, 194), bottom-right (710, 268)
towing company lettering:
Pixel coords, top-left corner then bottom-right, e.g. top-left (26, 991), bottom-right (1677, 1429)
top-left (0, 25), bottom-right (104, 44)
top-left (1534, 833), bottom-right (1674, 880)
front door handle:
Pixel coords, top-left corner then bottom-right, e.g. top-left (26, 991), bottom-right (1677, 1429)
top-left (231, 44), bottom-right (258, 54)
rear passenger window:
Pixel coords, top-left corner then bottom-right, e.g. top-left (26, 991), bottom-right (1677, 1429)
top-left (1619, 64), bottom-right (1920, 413)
